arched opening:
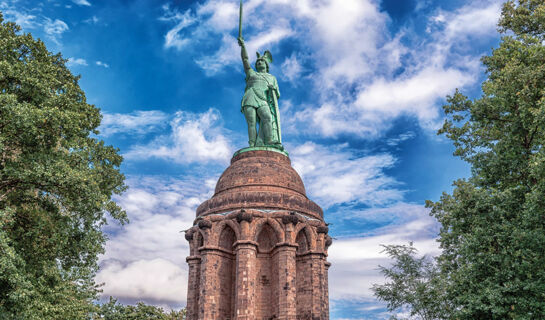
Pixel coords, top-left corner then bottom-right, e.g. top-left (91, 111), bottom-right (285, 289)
top-left (256, 223), bottom-right (279, 253)
top-left (296, 228), bottom-right (312, 319)
top-left (296, 229), bottom-right (309, 254)
top-left (219, 225), bottom-right (236, 252)
top-left (255, 223), bottom-right (279, 318)
top-left (217, 225), bottom-right (236, 319)
top-left (196, 231), bottom-right (204, 248)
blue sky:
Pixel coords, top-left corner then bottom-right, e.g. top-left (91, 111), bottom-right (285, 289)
top-left (2, 0), bottom-right (503, 318)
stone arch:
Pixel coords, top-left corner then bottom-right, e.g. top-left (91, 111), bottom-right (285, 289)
top-left (256, 223), bottom-right (278, 253)
top-left (294, 223), bottom-right (316, 251)
top-left (294, 225), bottom-right (315, 319)
top-left (295, 228), bottom-right (310, 254)
top-left (252, 217), bottom-right (284, 245)
top-left (213, 222), bottom-right (237, 319)
top-left (252, 218), bottom-right (284, 319)
top-left (218, 225), bottom-right (237, 252)
top-left (194, 229), bottom-right (205, 248)
top-left (212, 220), bottom-right (241, 248)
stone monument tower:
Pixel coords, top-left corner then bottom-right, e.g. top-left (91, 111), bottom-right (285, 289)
top-left (184, 149), bottom-right (331, 319)
top-left (184, 2), bottom-right (331, 318)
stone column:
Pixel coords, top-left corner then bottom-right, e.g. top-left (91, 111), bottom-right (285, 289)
top-left (198, 248), bottom-right (223, 319)
top-left (309, 253), bottom-right (326, 318)
top-left (234, 240), bottom-right (258, 320)
top-left (185, 256), bottom-right (201, 320)
top-left (275, 243), bottom-right (298, 320)
top-left (324, 261), bottom-right (331, 320)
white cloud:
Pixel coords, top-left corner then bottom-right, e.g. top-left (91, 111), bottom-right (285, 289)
top-left (66, 57), bottom-right (87, 67)
top-left (290, 142), bottom-right (402, 208)
top-left (95, 61), bottom-right (109, 68)
top-left (430, 1), bottom-right (502, 40)
top-left (100, 110), bottom-right (168, 136)
top-left (43, 18), bottom-right (68, 43)
top-left (165, 0), bottom-right (501, 138)
top-left (196, 0), bottom-right (238, 31)
top-left (72, 0), bottom-right (91, 6)
top-left (299, 65), bottom-right (474, 137)
top-left (44, 18), bottom-right (68, 35)
top-left (161, 6), bottom-right (197, 50)
top-left (284, 1), bottom-right (501, 138)
top-left (84, 15), bottom-right (99, 24)
top-left (0, 7), bottom-right (38, 29)
top-left (280, 53), bottom-right (303, 82)
top-left (386, 131), bottom-right (416, 147)
top-left (124, 109), bottom-right (233, 165)
top-left (329, 210), bottom-right (440, 301)
top-left (97, 175), bottom-right (217, 306)
top-left (195, 27), bottom-right (293, 76)
top-left (97, 259), bottom-right (186, 303)
top-left (342, 202), bottom-right (435, 228)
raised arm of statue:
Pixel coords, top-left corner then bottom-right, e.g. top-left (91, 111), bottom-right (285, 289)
top-left (238, 37), bottom-right (251, 74)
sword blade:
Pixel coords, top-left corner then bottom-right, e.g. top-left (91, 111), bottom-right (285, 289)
top-left (238, 0), bottom-right (243, 38)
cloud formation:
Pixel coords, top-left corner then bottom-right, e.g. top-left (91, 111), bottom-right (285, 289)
top-left (160, 0), bottom-right (502, 139)
top-left (97, 258), bottom-right (186, 304)
top-left (98, 175), bottom-right (217, 307)
top-left (328, 208), bottom-right (440, 301)
top-left (100, 110), bottom-right (168, 137)
top-left (95, 61), bottom-right (109, 68)
top-left (0, 4), bottom-right (38, 29)
top-left (290, 142), bottom-right (402, 208)
top-left (66, 57), bottom-right (88, 67)
top-left (124, 109), bottom-right (233, 165)
top-left (160, 5), bottom-right (196, 50)
top-left (44, 18), bottom-right (69, 43)
top-left (72, 0), bottom-right (91, 6)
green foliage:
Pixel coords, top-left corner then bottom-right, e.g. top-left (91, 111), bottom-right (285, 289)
top-left (372, 244), bottom-right (451, 320)
top-left (0, 13), bottom-right (127, 319)
top-left (432, 1), bottom-right (545, 318)
top-left (375, 1), bottom-right (545, 319)
top-left (94, 298), bottom-right (186, 320)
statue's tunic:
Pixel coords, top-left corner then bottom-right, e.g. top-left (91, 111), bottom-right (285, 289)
top-left (241, 69), bottom-right (279, 112)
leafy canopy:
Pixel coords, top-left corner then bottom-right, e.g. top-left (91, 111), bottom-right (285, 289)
top-left (374, 1), bottom-right (545, 319)
top-left (94, 297), bottom-right (186, 320)
top-left (372, 244), bottom-right (451, 320)
top-left (0, 12), bottom-right (127, 319)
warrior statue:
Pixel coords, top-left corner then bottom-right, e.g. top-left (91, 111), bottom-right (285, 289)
top-left (237, 0), bottom-right (283, 149)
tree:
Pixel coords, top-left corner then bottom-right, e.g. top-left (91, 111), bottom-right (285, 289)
top-left (372, 244), bottom-right (451, 320)
top-left (95, 297), bottom-right (187, 320)
top-left (0, 13), bottom-right (127, 319)
top-left (374, 0), bottom-right (545, 318)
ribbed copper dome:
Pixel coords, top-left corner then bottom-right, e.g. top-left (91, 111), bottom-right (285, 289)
top-left (196, 150), bottom-right (323, 219)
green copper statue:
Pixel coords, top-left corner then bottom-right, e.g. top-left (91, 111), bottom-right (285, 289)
top-left (237, 0), bottom-right (283, 150)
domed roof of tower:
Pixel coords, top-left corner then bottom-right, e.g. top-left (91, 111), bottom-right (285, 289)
top-left (196, 150), bottom-right (323, 219)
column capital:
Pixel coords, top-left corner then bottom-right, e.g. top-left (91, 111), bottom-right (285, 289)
top-left (274, 242), bottom-right (298, 250)
top-left (186, 255), bottom-right (202, 263)
top-left (233, 240), bottom-right (258, 250)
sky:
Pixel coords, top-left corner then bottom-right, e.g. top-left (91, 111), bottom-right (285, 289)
top-left (1, 0), bottom-right (504, 318)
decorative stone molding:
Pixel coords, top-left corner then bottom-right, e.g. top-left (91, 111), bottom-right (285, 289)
top-left (236, 210), bottom-right (253, 223)
top-left (197, 219), bottom-right (212, 229)
top-left (282, 211), bottom-right (299, 225)
top-left (317, 225), bottom-right (329, 234)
